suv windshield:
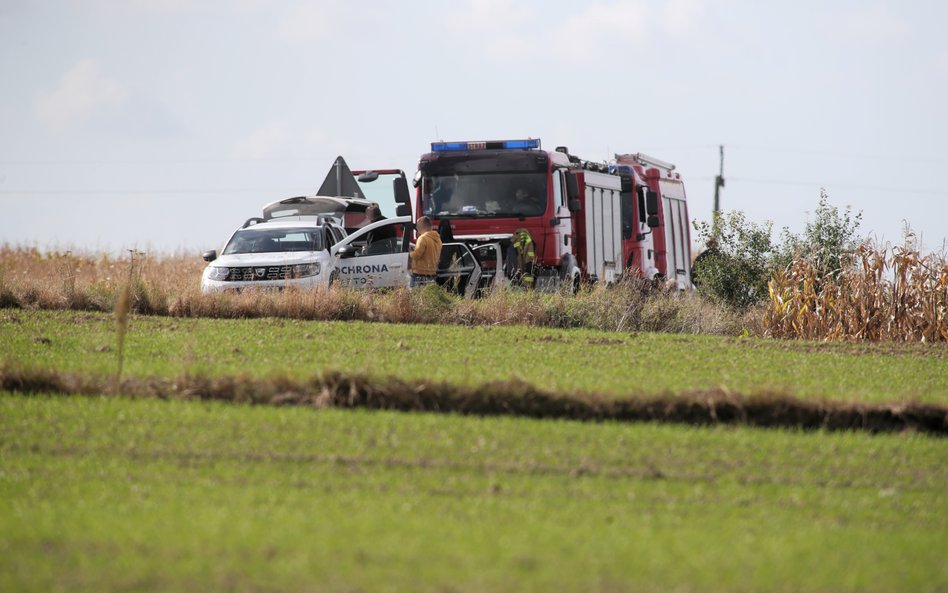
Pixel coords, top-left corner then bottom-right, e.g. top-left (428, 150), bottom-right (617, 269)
top-left (420, 153), bottom-right (549, 218)
top-left (223, 227), bottom-right (325, 255)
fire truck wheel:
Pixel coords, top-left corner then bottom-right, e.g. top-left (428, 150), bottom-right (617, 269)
top-left (328, 271), bottom-right (338, 288)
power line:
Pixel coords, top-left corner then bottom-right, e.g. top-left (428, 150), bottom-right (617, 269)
top-left (0, 188), bottom-right (306, 195)
top-left (728, 177), bottom-right (948, 196)
top-left (2, 178), bottom-right (946, 197)
top-left (1, 146), bottom-right (946, 166)
top-left (0, 154), bottom-right (423, 166)
top-left (727, 144), bottom-right (948, 165)
top-left (635, 144), bottom-right (720, 152)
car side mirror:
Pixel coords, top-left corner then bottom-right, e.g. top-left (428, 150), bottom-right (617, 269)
top-left (646, 190), bottom-right (659, 216)
top-left (565, 172), bottom-right (580, 200)
top-left (647, 214), bottom-right (660, 228)
top-left (568, 198), bottom-right (581, 213)
top-left (394, 177), bottom-right (411, 205)
top-left (336, 245), bottom-right (357, 258)
top-left (202, 250), bottom-right (217, 262)
top-left (396, 204), bottom-right (412, 217)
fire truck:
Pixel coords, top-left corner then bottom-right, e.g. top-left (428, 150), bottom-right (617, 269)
top-left (413, 139), bottom-right (693, 290)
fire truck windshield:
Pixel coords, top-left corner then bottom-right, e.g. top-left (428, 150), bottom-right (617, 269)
top-left (421, 171), bottom-right (547, 218)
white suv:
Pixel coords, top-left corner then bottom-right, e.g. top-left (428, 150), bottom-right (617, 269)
top-left (200, 219), bottom-right (347, 293)
top-left (202, 215), bottom-right (490, 297)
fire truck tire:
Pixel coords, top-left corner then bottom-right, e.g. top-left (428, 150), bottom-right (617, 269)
top-left (328, 270), bottom-right (338, 288)
top-left (559, 255), bottom-right (581, 294)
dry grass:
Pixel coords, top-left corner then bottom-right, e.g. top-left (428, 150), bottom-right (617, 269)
top-left (5, 242), bottom-right (945, 342)
top-left (765, 238), bottom-right (948, 342)
top-left (0, 246), bottom-right (752, 335)
top-left (0, 246), bottom-right (196, 315)
top-left (2, 364), bottom-right (944, 435)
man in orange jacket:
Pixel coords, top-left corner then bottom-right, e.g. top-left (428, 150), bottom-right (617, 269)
top-left (409, 216), bottom-right (442, 288)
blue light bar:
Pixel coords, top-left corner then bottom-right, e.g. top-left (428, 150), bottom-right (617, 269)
top-left (430, 142), bottom-right (470, 152)
top-left (430, 139), bottom-right (541, 152)
top-left (501, 139), bottom-right (541, 150)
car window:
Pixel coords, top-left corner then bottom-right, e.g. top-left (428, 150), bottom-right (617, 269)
top-left (223, 227), bottom-right (324, 255)
top-left (349, 224), bottom-right (401, 257)
top-left (438, 244), bottom-right (476, 271)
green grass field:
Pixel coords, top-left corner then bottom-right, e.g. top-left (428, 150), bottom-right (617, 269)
top-left (2, 395), bottom-right (946, 593)
top-left (2, 309), bottom-right (946, 591)
top-left (2, 310), bottom-right (946, 403)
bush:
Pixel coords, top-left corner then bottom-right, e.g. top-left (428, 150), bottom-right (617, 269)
top-left (692, 211), bottom-right (778, 309)
top-left (777, 189), bottom-right (863, 276)
top-left (693, 191), bottom-right (864, 310)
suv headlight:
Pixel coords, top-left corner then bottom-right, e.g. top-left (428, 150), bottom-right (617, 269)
top-left (208, 266), bottom-right (229, 281)
top-left (293, 262), bottom-right (320, 278)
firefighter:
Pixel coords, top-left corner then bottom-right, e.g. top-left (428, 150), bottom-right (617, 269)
top-left (509, 228), bottom-right (536, 288)
top-left (409, 216), bottom-right (443, 288)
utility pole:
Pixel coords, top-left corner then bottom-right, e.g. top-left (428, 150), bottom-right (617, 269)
top-left (713, 145), bottom-right (725, 214)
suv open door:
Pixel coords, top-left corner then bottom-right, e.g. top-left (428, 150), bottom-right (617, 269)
top-left (332, 218), bottom-right (412, 289)
top-left (436, 243), bottom-right (482, 299)
top-left (330, 217), bottom-right (483, 297)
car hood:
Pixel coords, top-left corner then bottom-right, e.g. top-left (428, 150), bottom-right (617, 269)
top-left (209, 252), bottom-right (330, 267)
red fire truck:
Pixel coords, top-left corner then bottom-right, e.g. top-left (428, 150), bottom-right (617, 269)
top-left (413, 139), bottom-right (692, 290)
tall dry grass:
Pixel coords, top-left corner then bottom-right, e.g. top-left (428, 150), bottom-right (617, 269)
top-left (0, 246), bottom-right (752, 335)
top-left (6, 243), bottom-right (944, 341)
top-left (765, 238), bottom-right (948, 342)
top-left (0, 246), bottom-right (200, 315)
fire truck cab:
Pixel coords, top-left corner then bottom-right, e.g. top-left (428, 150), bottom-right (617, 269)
top-left (413, 139), bottom-right (692, 290)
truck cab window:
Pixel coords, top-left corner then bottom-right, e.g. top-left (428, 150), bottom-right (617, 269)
top-left (552, 169), bottom-right (564, 208)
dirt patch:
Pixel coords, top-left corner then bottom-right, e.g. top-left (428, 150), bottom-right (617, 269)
top-left (586, 338), bottom-right (626, 346)
top-left (2, 366), bottom-right (945, 436)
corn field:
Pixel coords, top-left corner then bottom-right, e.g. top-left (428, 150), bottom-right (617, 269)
top-left (765, 240), bottom-right (948, 342)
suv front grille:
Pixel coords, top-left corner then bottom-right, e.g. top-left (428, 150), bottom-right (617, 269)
top-left (225, 266), bottom-right (295, 281)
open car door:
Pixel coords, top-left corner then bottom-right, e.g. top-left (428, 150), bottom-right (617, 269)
top-left (437, 243), bottom-right (482, 299)
top-left (332, 217), bottom-right (411, 289)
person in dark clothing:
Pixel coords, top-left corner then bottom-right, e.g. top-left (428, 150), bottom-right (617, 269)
top-left (364, 204), bottom-right (385, 224)
top-left (438, 218), bottom-right (455, 242)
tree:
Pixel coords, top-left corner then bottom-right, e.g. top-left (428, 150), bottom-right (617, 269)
top-left (777, 189), bottom-right (863, 277)
top-left (692, 210), bottom-right (778, 310)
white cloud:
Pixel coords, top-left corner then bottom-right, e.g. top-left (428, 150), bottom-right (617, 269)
top-left (660, 0), bottom-right (706, 38)
top-left (276, 1), bottom-right (342, 45)
top-left (560, 0), bottom-right (648, 60)
top-left (35, 59), bottom-right (129, 130)
top-left (126, 0), bottom-right (193, 13)
top-left (77, 0), bottom-right (194, 16)
top-left (454, 0), bottom-right (529, 31)
top-left (835, 2), bottom-right (910, 42)
top-left (232, 121), bottom-right (292, 159)
top-left (936, 51), bottom-right (948, 79)
top-left (482, 0), bottom-right (651, 63)
top-left (564, 1), bottom-right (648, 38)
top-left (0, 0), bottom-right (29, 19)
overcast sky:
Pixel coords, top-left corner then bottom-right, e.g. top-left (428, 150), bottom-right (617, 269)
top-left (1, 0), bottom-right (946, 255)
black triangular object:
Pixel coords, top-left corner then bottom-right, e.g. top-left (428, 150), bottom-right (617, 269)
top-left (316, 156), bottom-right (363, 198)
